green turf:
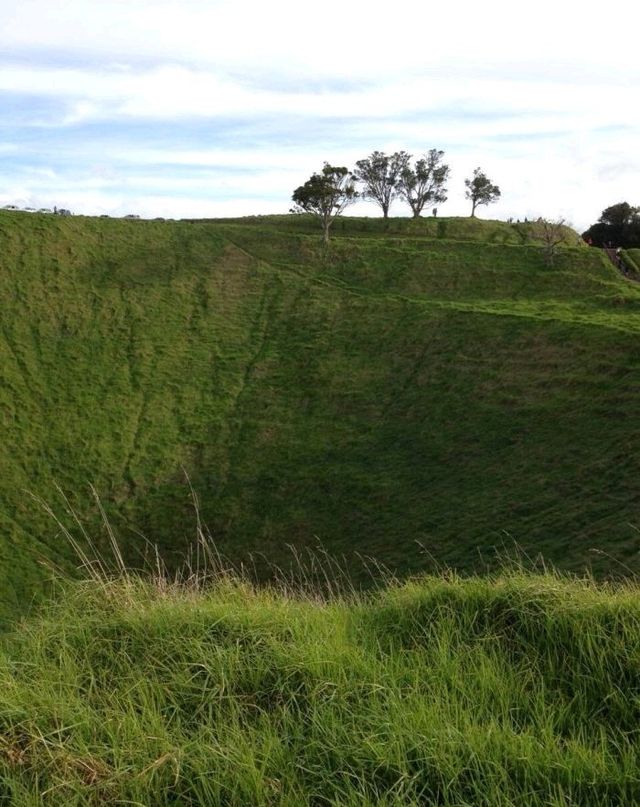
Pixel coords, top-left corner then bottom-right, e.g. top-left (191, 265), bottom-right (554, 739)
top-left (193, 213), bottom-right (586, 246)
top-left (1, 568), bottom-right (640, 805)
top-left (1, 211), bottom-right (640, 620)
top-left (623, 249), bottom-right (640, 276)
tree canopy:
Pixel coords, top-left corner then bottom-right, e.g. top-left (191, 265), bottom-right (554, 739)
top-left (398, 150), bottom-right (449, 218)
top-left (291, 164), bottom-right (358, 243)
top-left (464, 168), bottom-right (501, 217)
top-left (353, 151), bottom-right (409, 218)
top-left (582, 202), bottom-right (640, 248)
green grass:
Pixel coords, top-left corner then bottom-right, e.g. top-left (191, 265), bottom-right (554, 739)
top-left (623, 249), bottom-right (640, 276)
top-left (1, 211), bottom-right (640, 621)
top-left (1, 566), bottom-right (640, 805)
top-left (194, 213), bottom-right (586, 246)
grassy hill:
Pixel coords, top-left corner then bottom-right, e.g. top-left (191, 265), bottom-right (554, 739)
top-left (624, 249), bottom-right (640, 275)
top-left (1, 211), bottom-right (640, 618)
top-left (1, 567), bottom-right (640, 804)
top-left (191, 213), bottom-right (586, 245)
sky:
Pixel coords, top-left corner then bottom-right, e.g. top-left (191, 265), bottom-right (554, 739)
top-left (1, 0), bottom-right (638, 230)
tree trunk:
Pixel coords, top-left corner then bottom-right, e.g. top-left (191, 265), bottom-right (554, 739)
top-left (382, 204), bottom-right (389, 219)
top-left (471, 200), bottom-right (477, 217)
top-left (322, 220), bottom-right (331, 244)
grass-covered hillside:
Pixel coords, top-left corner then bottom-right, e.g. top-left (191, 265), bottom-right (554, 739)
top-left (1, 568), bottom-right (640, 805)
top-left (1, 210), bottom-right (640, 618)
top-left (193, 213), bottom-right (586, 245)
top-left (624, 249), bottom-right (640, 275)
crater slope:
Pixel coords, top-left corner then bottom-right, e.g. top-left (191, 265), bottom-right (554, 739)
top-left (1, 212), bottom-right (639, 617)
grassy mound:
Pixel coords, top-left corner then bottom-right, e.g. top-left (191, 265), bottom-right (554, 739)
top-left (1, 568), bottom-right (639, 805)
top-left (2, 211), bottom-right (640, 619)
top-left (623, 249), bottom-right (640, 275)
top-left (193, 213), bottom-right (585, 246)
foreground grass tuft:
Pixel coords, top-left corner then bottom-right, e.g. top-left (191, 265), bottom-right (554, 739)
top-left (1, 568), bottom-right (640, 804)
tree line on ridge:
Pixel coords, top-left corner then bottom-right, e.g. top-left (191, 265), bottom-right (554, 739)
top-left (291, 150), bottom-right (501, 242)
top-left (582, 202), bottom-right (640, 249)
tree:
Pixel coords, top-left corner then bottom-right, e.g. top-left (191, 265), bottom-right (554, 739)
top-left (534, 218), bottom-right (567, 267)
top-left (291, 163), bottom-right (357, 244)
top-left (599, 202), bottom-right (638, 228)
top-left (352, 151), bottom-right (409, 218)
top-left (582, 202), bottom-right (640, 248)
top-left (397, 150), bottom-right (449, 218)
top-left (464, 168), bottom-right (501, 217)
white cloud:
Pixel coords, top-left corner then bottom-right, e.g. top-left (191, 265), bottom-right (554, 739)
top-left (1, 0), bottom-right (639, 228)
top-left (1, 62), bottom-right (638, 130)
top-left (3, 0), bottom-right (639, 80)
